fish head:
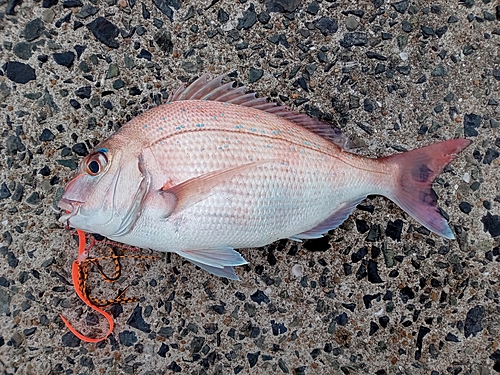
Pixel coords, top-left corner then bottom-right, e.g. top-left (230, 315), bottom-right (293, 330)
top-left (58, 145), bottom-right (148, 237)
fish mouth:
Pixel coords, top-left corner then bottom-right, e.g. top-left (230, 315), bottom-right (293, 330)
top-left (57, 198), bottom-right (82, 223)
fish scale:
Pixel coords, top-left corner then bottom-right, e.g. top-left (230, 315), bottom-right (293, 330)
top-left (59, 74), bottom-right (471, 280)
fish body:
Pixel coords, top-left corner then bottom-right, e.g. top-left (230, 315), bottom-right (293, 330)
top-left (58, 74), bottom-right (471, 279)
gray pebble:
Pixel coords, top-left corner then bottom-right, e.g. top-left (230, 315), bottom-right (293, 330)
top-left (247, 351), bottom-right (260, 368)
top-left (244, 302), bottom-right (256, 317)
top-left (250, 290), bottom-right (270, 304)
top-left (191, 336), bottom-right (205, 353)
top-left (2, 232), bottom-right (12, 245)
top-left (154, 29), bottom-right (173, 53)
top-left (4, 61), bottom-right (36, 84)
top-left (187, 322), bottom-right (198, 333)
top-left (181, 59), bottom-right (203, 73)
top-left (24, 18), bottom-right (44, 42)
top-left (349, 94), bottom-right (360, 109)
top-left (119, 330), bottom-right (138, 346)
top-left (463, 45), bottom-right (474, 55)
top-left (396, 65), bottom-right (411, 75)
top-left (26, 192), bottom-right (41, 205)
top-left (0, 288), bottom-right (11, 315)
top-left (248, 67), bottom-right (263, 83)
top-left (445, 332), bottom-right (460, 342)
top-left (106, 63), bottom-right (120, 79)
top-left (464, 305), bottom-right (485, 338)
top-left (392, 0), bottom-right (409, 14)
top-left (39, 128), bottom-right (55, 141)
top-left (157, 343), bottom-right (169, 357)
top-left (306, 1), bottom-right (319, 15)
top-left (76, 4), bottom-right (98, 19)
top-left (78, 60), bottom-right (91, 73)
top-left (217, 8), bottom-right (229, 23)
top-left (436, 25), bottom-right (448, 38)
top-left (113, 79), bottom-right (125, 89)
top-left (431, 65), bottom-right (446, 77)
top-left (345, 16), bottom-right (359, 31)
top-left (61, 331), bottom-right (81, 347)
top-left (74, 86), bottom-right (91, 99)
top-left (364, 98), bottom-right (374, 112)
top-left (79, 356), bottom-right (95, 370)
top-left (53, 51), bottom-right (75, 68)
top-left (158, 326), bottom-right (174, 338)
top-left (265, 0), bottom-right (301, 13)
top-left (0, 183), bottom-right (11, 200)
top-left (7, 252), bottom-right (19, 267)
top-left (10, 332), bottom-right (23, 348)
top-left (56, 159), bottom-right (79, 170)
top-left (484, 11), bottom-right (495, 21)
top-left (63, 0), bottom-right (83, 7)
top-left (315, 16), bottom-right (338, 36)
top-left (483, 148), bottom-right (499, 164)
top-left (23, 327), bottom-right (36, 336)
top-left (464, 113), bottom-right (482, 136)
top-left (421, 25), bottom-right (435, 36)
top-left (237, 4), bottom-right (257, 30)
top-left (39, 314), bottom-right (49, 325)
top-left (402, 20), bottom-right (413, 32)
top-left (444, 92), bottom-right (454, 102)
top-left (365, 51), bottom-right (387, 60)
top-left (87, 17), bottom-right (120, 49)
top-left (60, 147), bottom-right (72, 157)
top-left (127, 305), bottom-right (151, 333)
top-left (278, 358), bottom-right (289, 373)
top-left (0, 82), bottom-right (11, 100)
top-left (13, 42), bottom-right (33, 60)
top-left (153, 0), bottom-right (177, 21)
top-left (340, 32), bottom-right (368, 47)
top-left (24, 92), bottom-right (42, 100)
top-left (429, 120), bottom-right (441, 133)
top-left (258, 11), bottom-right (270, 24)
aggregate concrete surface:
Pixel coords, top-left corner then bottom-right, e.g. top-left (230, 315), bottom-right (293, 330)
top-left (1, 0), bottom-right (500, 374)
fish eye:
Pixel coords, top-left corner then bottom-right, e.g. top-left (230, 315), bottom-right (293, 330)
top-left (88, 161), bottom-right (100, 174)
top-left (85, 152), bottom-right (108, 176)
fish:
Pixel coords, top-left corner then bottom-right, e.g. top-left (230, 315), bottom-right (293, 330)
top-left (58, 73), bottom-right (471, 280)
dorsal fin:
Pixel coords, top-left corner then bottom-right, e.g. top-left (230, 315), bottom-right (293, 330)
top-left (168, 73), bottom-right (355, 150)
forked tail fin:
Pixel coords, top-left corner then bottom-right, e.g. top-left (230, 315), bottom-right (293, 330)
top-left (381, 139), bottom-right (471, 239)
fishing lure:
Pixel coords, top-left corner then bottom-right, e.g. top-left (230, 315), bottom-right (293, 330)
top-left (60, 229), bottom-right (156, 342)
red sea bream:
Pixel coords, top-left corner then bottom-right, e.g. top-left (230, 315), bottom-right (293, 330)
top-left (58, 74), bottom-right (471, 280)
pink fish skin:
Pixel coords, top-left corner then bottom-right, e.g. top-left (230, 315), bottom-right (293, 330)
top-left (58, 74), bottom-right (471, 280)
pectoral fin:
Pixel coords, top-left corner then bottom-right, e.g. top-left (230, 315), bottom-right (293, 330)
top-left (161, 160), bottom-right (272, 215)
top-left (176, 246), bottom-right (248, 280)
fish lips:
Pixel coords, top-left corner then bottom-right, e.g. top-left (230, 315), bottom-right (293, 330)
top-left (57, 197), bottom-right (82, 223)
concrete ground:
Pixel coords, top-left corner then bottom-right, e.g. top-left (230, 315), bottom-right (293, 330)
top-left (1, 0), bottom-right (500, 374)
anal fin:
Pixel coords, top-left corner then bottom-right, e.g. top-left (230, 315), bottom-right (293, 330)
top-left (291, 196), bottom-right (366, 240)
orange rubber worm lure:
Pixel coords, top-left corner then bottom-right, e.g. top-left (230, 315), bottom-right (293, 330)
top-left (59, 229), bottom-right (115, 343)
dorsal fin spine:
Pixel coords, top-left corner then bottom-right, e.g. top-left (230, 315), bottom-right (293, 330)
top-left (168, 74), bottom-right (355, 150)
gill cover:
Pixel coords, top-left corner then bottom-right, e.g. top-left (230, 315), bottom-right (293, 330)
top-left (59, 148), bottom-right (149, 237)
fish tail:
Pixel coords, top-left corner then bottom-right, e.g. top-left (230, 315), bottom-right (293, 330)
top-left (381, 138), bottom-right (471, 239)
